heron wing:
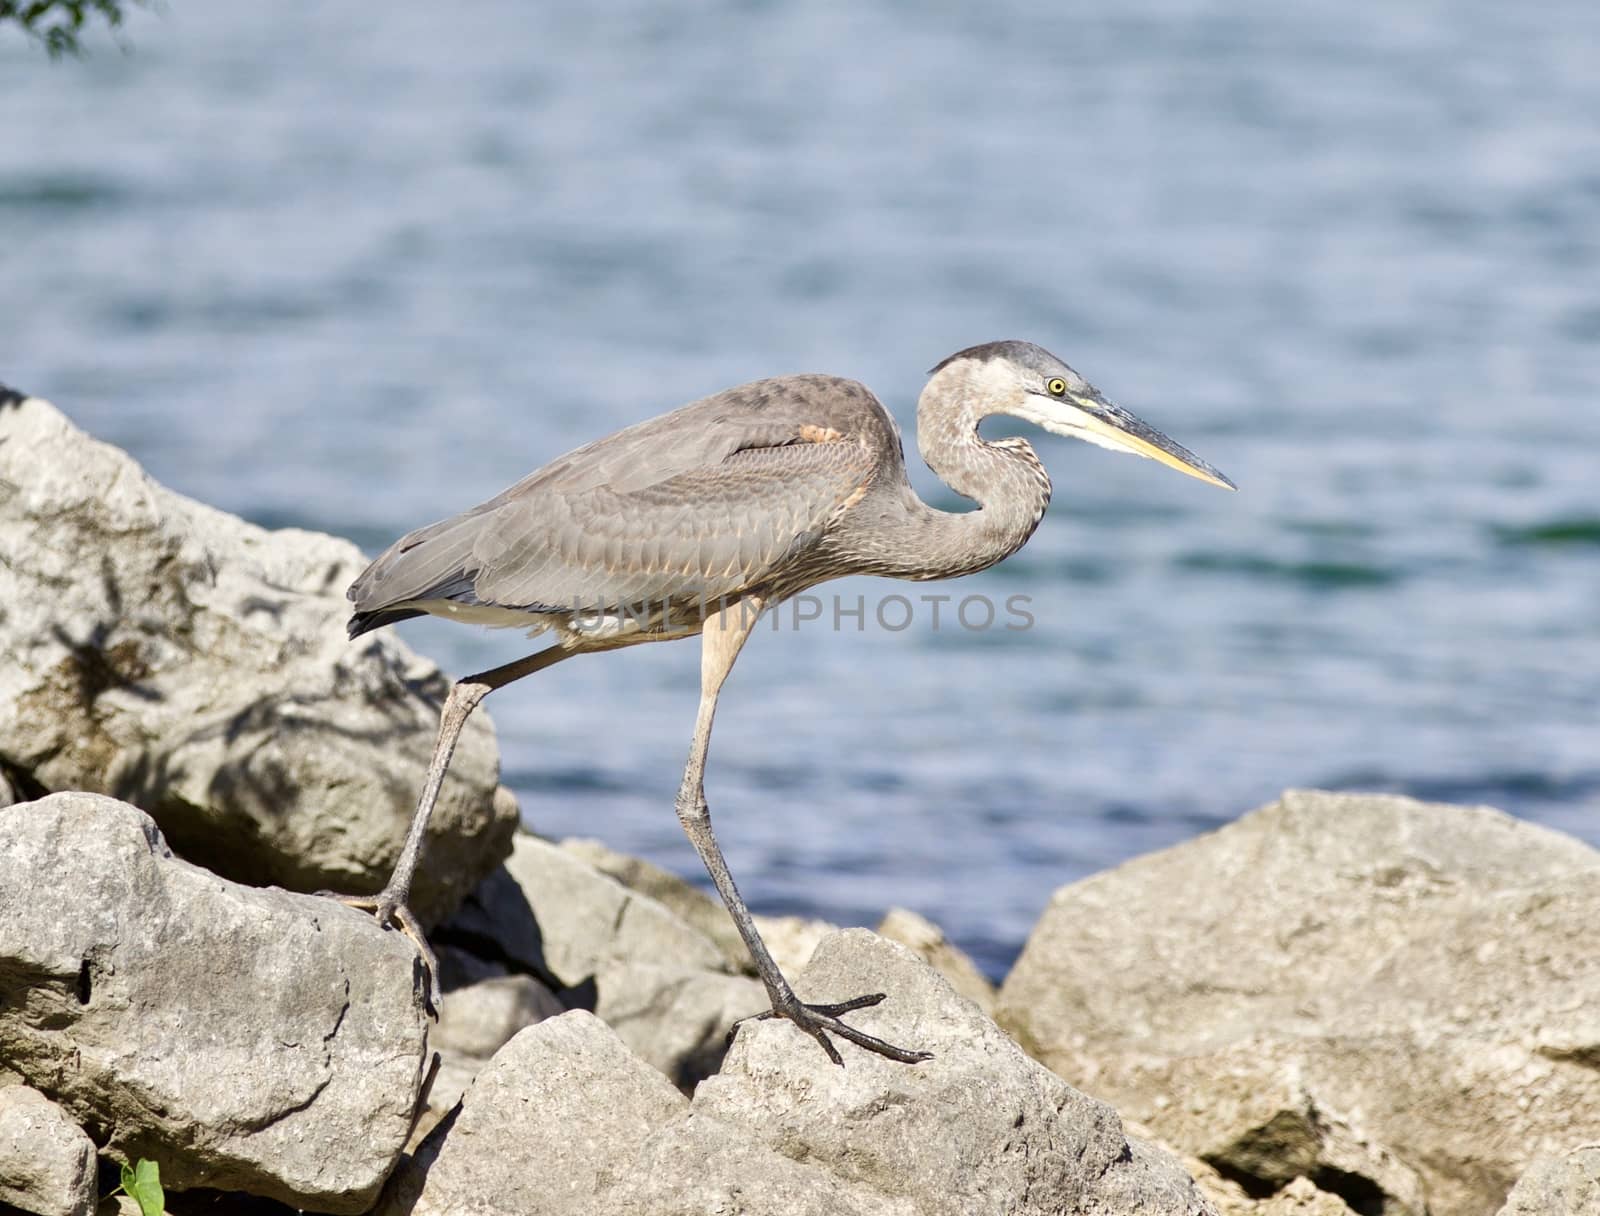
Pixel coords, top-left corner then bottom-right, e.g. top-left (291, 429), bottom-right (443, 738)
top-left (471, 439), bottom-right (874, 612)
top-left (348, 375), bottom-right (890, 624)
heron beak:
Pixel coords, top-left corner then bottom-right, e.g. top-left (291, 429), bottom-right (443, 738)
top-left (1067, 392), bottom-right (1237, 491)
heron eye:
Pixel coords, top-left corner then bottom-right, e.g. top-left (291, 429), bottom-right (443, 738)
top-left (1047, 378), bottom-right (1067, 397)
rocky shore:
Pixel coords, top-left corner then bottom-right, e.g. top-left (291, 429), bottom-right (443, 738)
top-left (2, 389), bottom-right (1596, 1216)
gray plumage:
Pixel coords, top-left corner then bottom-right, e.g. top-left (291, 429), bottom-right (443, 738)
top-left (349, 350), bottom-right (1068, 643)
top-left (334, 340), bottom-right (1232, 1064)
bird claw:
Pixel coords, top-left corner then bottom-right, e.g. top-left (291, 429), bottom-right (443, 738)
top-left (735, 991), bottom-right (933, 1066)
top-left (320, 887), bottom-right (442, 1017)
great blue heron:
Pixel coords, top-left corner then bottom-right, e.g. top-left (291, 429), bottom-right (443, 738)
top-left (338, 340), bottom-right (1233, 1064)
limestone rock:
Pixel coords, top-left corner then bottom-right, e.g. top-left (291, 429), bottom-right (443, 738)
top-left (415, 946), bottom-right (565, 1146)
top-left (997, 789), bottom-right (1600, 1216)
top-left (0, 393), bottom-right (515, 924)
top-left (558, 838), bottom-right (992, 1005)
top-left (1495, 1146), bottom-right (1600, 1215)
top-left (601, 1110), bottom-right (919, 1216)
top-left (1131, 1125), bottom-right (1359, 1216)
top-left (0, 792), bottom-right (429, 1213)
top-left (748, 912), bottom-right (839, 976)
top-left (587, 960), bottom-right (765, 1089)
top-left (557, 835), bottom-right (838, 976)
top-left (875, 905), bottom-right (995, 1014)
top-left (1184, 1155), bottom-right (1357, 1215)
top-left (444, 833), bottom-right (764, 1086)
top-left (452, 833), bottom-right (726, 981)
top-left (559, 836), bottom-right (752, 968)
top-left (379, 1011), bottom-right (688, 1216)
top-left (0, 1085), bottom-right (97, 1216)
top-left (666, 930), bottom-right (1214, 1216)
top-left (388, 931), bottom-right (1216, 1216)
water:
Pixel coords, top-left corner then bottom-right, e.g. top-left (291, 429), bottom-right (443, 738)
top-left (4, 1), bottom-right (1597, 978)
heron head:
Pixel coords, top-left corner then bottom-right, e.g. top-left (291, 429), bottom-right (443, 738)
top-left (930, 340), bottom-right (1236, 491)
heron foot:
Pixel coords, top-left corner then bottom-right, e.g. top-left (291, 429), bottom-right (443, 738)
top-left (320, 886), bottom-right (441, 1016)
top-left (738, 991), bottom-right (934, 1066)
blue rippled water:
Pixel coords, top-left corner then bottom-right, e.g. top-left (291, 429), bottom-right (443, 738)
top-left (4, 1), bottom-right (1597, 976)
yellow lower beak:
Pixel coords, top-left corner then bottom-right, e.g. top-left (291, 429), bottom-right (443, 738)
top-left (1074, 399), bottom-right (1236, 491)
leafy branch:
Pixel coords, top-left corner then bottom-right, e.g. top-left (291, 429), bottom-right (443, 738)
top-left (0, 1), bottom-right (149, 57)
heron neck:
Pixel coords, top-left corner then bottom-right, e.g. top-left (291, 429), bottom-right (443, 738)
top-left (872, 368), bottom-right (1052, 582)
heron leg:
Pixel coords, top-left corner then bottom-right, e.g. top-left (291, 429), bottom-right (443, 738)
top-left (329, 644), bottom-right (574, 1012)
top-left (675, 596), bottom-right (931, 1067)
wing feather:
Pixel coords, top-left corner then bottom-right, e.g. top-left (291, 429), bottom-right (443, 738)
top-left (348, 375), bottom-right (892, 628)
top-left (472, 442), bottom-right (873, 612)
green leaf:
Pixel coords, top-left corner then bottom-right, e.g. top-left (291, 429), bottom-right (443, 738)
top-left (126, 1158), bottom-right (164, 1216)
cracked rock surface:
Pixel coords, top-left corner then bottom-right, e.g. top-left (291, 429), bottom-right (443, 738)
top-left (1494, 1145), bottom-right (1600, 1215)
top-left (379, 1011), bottom-right (689, 1216)
top-left (998, 789), bottom-right (1600, 1216)
top-left (443, 832), bottom-right (765, 1089)
top-left (0, 393), bottom-right (515, 925)
top-left (385, 931), bottom-right (1217, 1216)
top-left (416, 945), bottom-right (565, 1146)
top-left (0, 1083), bottom-right (97, 1216)
top-left (0, 792), bottom-right (429, 1213)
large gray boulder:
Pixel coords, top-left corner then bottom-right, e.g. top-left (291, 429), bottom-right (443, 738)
top-left (647, 930), bottom-right (1215, 1216)
top-left (0, 392), bottom-right (515, 924)
top-left (0, 792), bottom-right (430, 1213)
top-left (388, 930), bottom-right (1217, 1216)
top-left (997, 789), bottom-right (1600, 1216)
top-left (379, 1011), bottom-right (690, 1216)
top-left (0, 1084), bottom-right (97, 1216)
top-left (1495, 1146), bottom-right (1600, 1215)
top-left (444, 832), bottom-right (765, 1087)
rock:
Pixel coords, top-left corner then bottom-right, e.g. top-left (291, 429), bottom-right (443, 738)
top-left (1255, 1178), bottom-right (1360, 1216)
top-left (0, 1085), bottom-right (97, 1216)
top-left (604, 1109), bottom-right (920, 1216)
top-left (388, 931), bottom-right (1216, 1216)
top-left (748, 911), bottom-right (840, 976)
top-left (557, 835), bottom-right (838, 977)
top-left (559, 836), bottom-right (752, 968)
top-left (997, 789), bottom-right (1600, 1216)
top-left (652, 930), bottom-right (1215, 1216)
top-left (1119, 1053), bottom-right (1425, 1215)
top-left (1182, 1155), bottom-right (1356, 1215)
top-left (558, 838), bottom-right (992, 1005)
top-left (379, 1011), bottom-right (689, 1216)
top-left (0, 792), bottom-right (429, 1213)
top-left (451, 833), bottom-right (727, 980)
top-left (0, 394), bottom-right (515, 925)
top-left (875, 906), bottom-right (995, 1014)
top-left (443, 833), bottom-right (765, 1087)
top-left (1127, 1126), bottom-right (1358, 1216)
top-left (416, 946), bottom-right (565, 1145)
top-left (589, 960), bottom-right (768, 1090)
top-left (1495, 1146), bottom-right (1600, 1215)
